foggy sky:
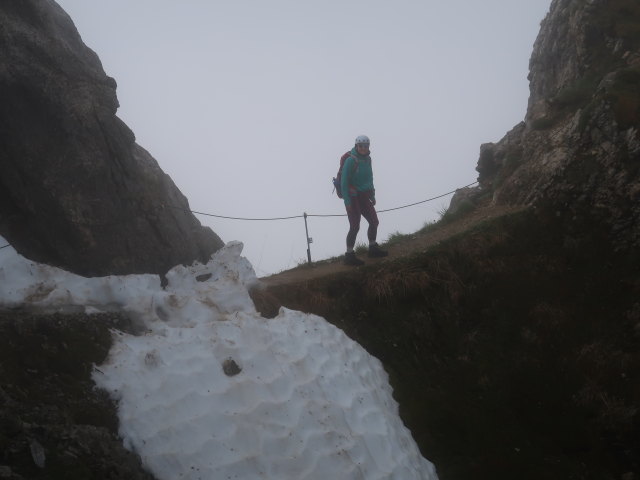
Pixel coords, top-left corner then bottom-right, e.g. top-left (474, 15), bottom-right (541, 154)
top-left (55, 0), bottom-right (550, 276)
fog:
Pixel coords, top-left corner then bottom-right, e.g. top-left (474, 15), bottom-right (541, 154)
top-left (55, 0), bottom-right (550, 275)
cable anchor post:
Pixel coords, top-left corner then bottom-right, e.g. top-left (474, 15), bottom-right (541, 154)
top-left (303, 212), bottom-right (312, 265)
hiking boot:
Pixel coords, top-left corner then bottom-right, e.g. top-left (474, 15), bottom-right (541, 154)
top-left (343, 251), bottom-right (364, 266)
top-left (368, 243), bottom-right (388, 258)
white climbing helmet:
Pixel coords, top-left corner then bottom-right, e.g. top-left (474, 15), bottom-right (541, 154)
top-left (355, 135), bottom-right (370, 146)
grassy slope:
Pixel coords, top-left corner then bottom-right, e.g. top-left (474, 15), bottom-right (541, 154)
top-left (255, 206), bottom-right (640, 480)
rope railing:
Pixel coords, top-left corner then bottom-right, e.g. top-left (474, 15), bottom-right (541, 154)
top-left (0, 182), bottom-right (478, 265)
top-left (187, 211), bottom-right (303, 221)
top-left (307, 182), bottom-right (478, 218)
top-left (178, 181), bottom-right (479, 264)
top-left (176, 181), bottom-right (477, 221)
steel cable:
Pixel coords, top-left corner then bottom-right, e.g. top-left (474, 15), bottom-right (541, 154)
top-left (181, 181), bottom-right (478, 221)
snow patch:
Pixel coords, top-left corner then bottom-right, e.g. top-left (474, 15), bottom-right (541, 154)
top-left (0, 237), bottom-right (438, 479)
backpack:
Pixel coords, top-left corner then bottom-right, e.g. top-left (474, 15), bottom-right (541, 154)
top-left (332, 151), bottom-right (359, 199)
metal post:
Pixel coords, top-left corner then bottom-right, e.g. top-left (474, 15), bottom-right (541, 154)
top-left (303, 212), bottom-right (312, 264)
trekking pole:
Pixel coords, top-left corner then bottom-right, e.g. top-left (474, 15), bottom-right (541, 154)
top-left (303, 212), bottom-right (312, 264)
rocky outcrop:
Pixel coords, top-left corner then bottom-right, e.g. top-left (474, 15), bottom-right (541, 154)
top-left (472, 0), bottom-right (640, 252)
top-left (0, 1), bottom-right (224, 277)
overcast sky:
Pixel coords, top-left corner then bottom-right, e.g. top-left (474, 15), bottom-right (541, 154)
top-left (55, 0), bottom-right (550, 276)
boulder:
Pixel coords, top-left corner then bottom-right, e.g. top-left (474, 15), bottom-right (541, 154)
top-left (0, 0), bottom-right (223, 277)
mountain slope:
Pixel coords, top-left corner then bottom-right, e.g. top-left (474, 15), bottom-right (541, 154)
top-left (253, 0), bottom-right (640, 477)
top-left (253, 204), bottom-right (639, 479)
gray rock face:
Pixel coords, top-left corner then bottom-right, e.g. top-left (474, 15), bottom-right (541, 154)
top-left (0, 0), bottom-right (224, 277)
top-left (473, 0), bottom-right (640, 252)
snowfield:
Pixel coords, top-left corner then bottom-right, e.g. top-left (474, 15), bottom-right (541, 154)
top-left (0, 237), bottom-right (438, 479)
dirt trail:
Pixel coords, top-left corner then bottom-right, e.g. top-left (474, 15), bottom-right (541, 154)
top-left (260, 204), bottom-right (527, 287)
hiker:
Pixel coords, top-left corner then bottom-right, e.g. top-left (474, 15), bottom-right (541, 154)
top-left (341, 135), bottom-right (388, 265)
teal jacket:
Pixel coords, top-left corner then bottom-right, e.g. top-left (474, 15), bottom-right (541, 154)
top-left (341, 147), bottom-right (375, 207)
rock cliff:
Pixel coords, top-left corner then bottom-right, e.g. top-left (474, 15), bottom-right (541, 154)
top-left (0, 0), bottom-right (223, 277)
top-left (472, 0), bottom-right (639, 252)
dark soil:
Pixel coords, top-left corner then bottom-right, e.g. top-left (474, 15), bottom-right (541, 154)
top-left (0, 312), bottom-right (154, 480)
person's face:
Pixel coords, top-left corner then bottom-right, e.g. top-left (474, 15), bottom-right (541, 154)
top-left (356, 143), bottom-right (369, 155)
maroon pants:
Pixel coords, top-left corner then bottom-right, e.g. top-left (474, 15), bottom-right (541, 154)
top-left (346, 191), bottom-right (379, 249)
